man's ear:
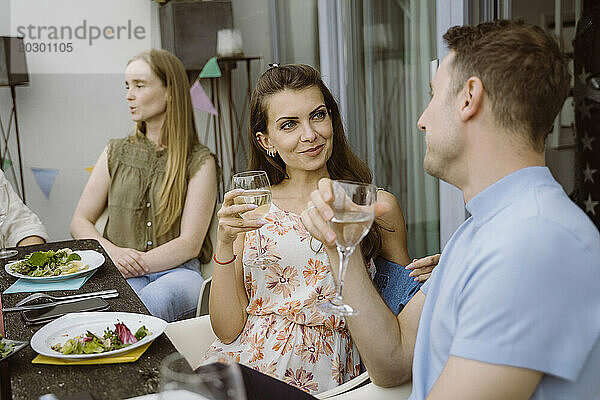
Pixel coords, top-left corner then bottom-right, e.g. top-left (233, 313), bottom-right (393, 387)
top-left (459, 77), bottom-right (484, 122)
top-left (255, 131), bottom-right (271, 152)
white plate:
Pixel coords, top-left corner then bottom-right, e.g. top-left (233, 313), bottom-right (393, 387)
top-left (0, 337), bottom-right (29, 362)
top-left (30, 311), bottom-right (167, 359)
top-left (5, 250), bottom-right (105, 281)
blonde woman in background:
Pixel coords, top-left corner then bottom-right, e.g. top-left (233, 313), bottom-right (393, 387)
top-left (71, 49), bottom-right (218, 322)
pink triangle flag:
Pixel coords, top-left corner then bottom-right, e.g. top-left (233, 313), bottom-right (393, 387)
top-left (190, 81), bottom-right (217, 115)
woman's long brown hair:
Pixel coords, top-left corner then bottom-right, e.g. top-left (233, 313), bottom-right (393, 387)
top-left (248, 64), bottom-right (382, 261)
top-left (128, 49), bottom-right (199, 237)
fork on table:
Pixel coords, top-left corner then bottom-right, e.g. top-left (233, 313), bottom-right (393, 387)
top-left (14, 289), bottom-right (119, 307)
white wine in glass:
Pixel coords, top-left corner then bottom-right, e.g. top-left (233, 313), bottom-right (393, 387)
top-left (233, 189), bottom-right (272, 220)
top-left (319, 180), bottom-right (376, 316)
top-left (231, 171), bottom-right (277, 268)
top-left (0, 182), bottom-right (18, 259)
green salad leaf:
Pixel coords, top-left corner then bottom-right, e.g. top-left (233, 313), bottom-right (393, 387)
top-left (51, 323), bottom-right (152, 355)
top-left (27, 252), bottom-right (49, 267)
top-left (0, 335), bottom-right (14, 358)
top-left (135, 326), bottom-right (150, 341)
top-left (10, 248), bottom-right (88, 277)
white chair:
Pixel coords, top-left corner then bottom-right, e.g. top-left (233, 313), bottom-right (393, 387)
top-left (164, 314), bottom-right (217, 370)
top-left (198, 203), bottom-right (220, 283)
top-left (196, 203), bottom-right (219, 317)
top-left (315, 371), bottom-right (370, 399)
top-left (329, 381), bottom-right (412, 399)
top-left (196, 276), bottom-right (212, 316)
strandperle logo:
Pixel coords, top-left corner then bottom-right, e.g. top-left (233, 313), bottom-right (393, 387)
top-left (16, 19), bottom-right (146, 46)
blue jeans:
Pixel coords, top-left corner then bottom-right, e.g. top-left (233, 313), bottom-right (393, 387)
top-left (373, 256), bottom-right (422, 315)
top-left (126, 258), bottom-right (204, 322)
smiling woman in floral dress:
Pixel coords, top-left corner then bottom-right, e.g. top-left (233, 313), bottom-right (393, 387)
top-left (204, 64), bottom-right (429, 394)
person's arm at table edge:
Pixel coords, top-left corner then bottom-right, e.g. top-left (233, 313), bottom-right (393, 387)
top-left (17, 235), bottom-right (45, 246)
top-left (1, 169), bottom-right (49, 247)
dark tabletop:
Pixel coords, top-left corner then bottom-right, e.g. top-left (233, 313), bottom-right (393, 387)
top-left (0, 239), bottom-right (176, 400)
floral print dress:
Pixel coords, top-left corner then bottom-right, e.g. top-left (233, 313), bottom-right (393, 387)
top-left (204, 203), bottom-right (368, 394)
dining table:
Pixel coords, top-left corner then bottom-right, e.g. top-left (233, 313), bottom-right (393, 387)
top-left (0, 239), bottom-right (177, 400)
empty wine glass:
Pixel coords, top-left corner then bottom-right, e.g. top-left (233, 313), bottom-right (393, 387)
top-left (0, 182), bottom-right (18, 259)
top-left (318, 180), bottom-right (376, 316)
top-left (231, 171), bottom-right (277, 268)
top-left (160, 353), bottom-right (246, 400)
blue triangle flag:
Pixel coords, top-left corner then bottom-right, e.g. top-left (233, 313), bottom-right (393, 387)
top-left (31, 167), bottom-right (58, 199)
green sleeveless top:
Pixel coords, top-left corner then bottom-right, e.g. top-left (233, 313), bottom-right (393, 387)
top-left (105, 134), bottom-right (215, 264)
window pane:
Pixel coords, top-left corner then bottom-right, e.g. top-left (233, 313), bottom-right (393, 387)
top-left (342, 0), bottom-right (440, 257)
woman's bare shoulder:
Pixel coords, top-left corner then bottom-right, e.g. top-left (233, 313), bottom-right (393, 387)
top-left (376, 190), bottom-right (406, 229)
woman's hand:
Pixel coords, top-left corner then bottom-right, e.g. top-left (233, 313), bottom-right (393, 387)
top-left (216, 189), bottom-right (267, 246)
top-left (406, 253), bottom-right (440, 282)
top-left (106, 245), bottom-right (149, 278)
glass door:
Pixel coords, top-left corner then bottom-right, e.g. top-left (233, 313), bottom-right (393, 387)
top-left (339, 0), bottom-right (440, 257)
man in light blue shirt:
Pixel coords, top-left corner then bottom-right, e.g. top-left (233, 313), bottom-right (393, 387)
top-left (411, 166), bottom-right (600, 399)
top-left (302, 19), bottom-right (600, 399)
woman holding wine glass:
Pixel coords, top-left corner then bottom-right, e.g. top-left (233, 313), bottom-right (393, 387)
top-left (206, 64), bottom-right (434, 394)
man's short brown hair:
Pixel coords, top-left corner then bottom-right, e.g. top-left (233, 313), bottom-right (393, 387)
top-left (444, 19), bottom-right (570, 151)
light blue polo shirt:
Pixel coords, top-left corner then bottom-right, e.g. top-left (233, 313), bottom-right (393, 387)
top-left (410, 167), bottom-right (600, 400)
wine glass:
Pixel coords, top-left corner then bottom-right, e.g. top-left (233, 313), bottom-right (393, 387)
top-left (231, 171), bottom-right (277, 268)
top-left (160, 353), bottom-right (246, 400)
top-left (0, 183), bottom-right (18, 259)
top-left (318, 180), bottom-right (376, 316)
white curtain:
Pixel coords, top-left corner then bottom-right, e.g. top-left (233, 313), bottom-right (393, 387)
top-left (343, 0), bottom-right (439, 257)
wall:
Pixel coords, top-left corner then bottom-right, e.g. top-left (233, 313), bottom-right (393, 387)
top-left (0, 0), bottom-right (161, 240)
top-left (0, 0), bottom-right (276, 241)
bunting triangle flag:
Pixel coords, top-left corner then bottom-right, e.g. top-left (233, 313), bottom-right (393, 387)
top-left (85, 166), bottom-right (94, 174)
top-left (2, 159), bottom-right (12, 171)
top-left (31, 167), bottom-right (58, 199)
top-left (199, 57), bottom-right (221, 78)
top-left (190, 81), bottom-right (218, 115)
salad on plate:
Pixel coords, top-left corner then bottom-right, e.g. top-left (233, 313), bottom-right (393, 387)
top-left (51, 322), bottom-right (150, 355)
top-left (0, 334), bottom-right (28, 361)
top-left (9, 248), bottom-right (87, 277)
top-left (0, 334), bottom-right (15, 358)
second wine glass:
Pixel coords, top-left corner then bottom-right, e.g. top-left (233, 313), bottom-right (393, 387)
top-left (318, 180), bottom-right (376, 316)
top-left (231, 171), bottom-right (277, 268)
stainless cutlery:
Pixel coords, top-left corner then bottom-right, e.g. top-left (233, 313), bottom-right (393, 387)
top-left (3, 290), bottom-right (119, 312)
top-left (14, 289), bottom-right (118, 307)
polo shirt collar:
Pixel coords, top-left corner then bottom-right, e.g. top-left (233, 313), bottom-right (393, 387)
top-left (465, 166), bottom-right (555, 225)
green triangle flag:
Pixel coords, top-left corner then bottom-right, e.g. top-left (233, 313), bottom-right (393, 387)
top-left (199, 57), bottom-right (221, 78)
top-left (2, 159), bottom-right (12, 171)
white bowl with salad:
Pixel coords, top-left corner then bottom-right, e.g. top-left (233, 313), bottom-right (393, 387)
top-left (5, 248), bottom-right (105, 281)
top-left (30, 312), bottom-right (167, 359)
